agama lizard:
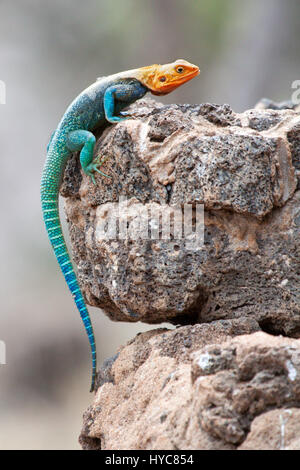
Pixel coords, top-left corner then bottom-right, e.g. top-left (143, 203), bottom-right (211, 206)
top-left (41, 60), bottom-right (200, 392)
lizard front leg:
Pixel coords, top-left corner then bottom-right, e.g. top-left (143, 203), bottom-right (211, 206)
top-left (103, 82), bottom-right (147, 123)
top-left (66, 130), bottom-right (110, 184)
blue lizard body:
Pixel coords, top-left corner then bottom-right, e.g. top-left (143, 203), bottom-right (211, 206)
top-left (41, 77), bottom-right (147, 392)
top-left (41, 61), bottom-right (199, 392)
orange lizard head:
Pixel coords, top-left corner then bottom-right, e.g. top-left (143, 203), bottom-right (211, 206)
top-left (136, 60), bottom-right (200, 95)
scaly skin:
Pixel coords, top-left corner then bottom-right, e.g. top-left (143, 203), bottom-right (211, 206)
top-left (41, 60), bottom-right (200, 392)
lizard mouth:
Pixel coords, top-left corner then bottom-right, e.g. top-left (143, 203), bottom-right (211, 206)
top-left (151, 67), bottom-right (200, 95)
top-left (169, 68), bottom-right (200, 87)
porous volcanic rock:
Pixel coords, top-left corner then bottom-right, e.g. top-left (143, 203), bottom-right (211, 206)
top-left (61, 99), bottom-right (300, 333)
top-left (79, 329), bottom-right (300, 450)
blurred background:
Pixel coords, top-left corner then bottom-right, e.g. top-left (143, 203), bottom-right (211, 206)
top-left (0, 0), bottom-right (299, 450)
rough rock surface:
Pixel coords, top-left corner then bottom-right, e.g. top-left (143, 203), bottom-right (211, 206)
top-left (65, 99), bottom-right (300, 450)
top-left (79, 329), bottom-right (300, 450)
top-left (62, 99), bottom-right (300, 333)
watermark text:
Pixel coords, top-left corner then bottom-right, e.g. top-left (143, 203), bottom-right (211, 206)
top-left (0, 80), bottom-right (6, 104)
top-left (96, 198), bottom-right (204, 251)
top-left (291, 80), bottom-right (300, 105)
top-left (0, 340), bottom-right (6, 364)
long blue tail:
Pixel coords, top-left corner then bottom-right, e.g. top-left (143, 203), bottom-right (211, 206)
top-left (41, 189), bottom-right (97, 392)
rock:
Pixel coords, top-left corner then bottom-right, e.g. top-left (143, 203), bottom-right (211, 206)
top-left (255, 97), bottom-right (300, 112)
top-left (70, 99), bottom-right (300, 450)
top-left (61, 99), bottom-right (300, 332)
top-left (239, 408), bottom-right (300, 450)
top-left (79, 330), bottom-right (300, 450)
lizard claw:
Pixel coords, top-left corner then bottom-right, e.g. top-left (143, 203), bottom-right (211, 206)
top-left (84, 167), bottom-right (97, 185)
top-left (93, 166), bottom-right (111, 178)
top-left (85, 155), bottom-right (112, 184)
top-left (119, 111), bottom-right (136, 118)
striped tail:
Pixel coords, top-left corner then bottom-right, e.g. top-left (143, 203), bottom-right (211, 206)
top-left (41, 189), bottom-right (97, 392)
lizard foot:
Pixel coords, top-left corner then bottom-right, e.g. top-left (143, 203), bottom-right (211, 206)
top-left (85, 157), bottom-right (111, 185)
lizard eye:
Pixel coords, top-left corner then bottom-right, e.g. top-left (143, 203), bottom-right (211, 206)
top-left (176, 66), bottom-right (184, 73)
top-left (160, 76), bottom-right (166, 82)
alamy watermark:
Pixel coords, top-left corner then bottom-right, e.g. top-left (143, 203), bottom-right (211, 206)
top-left (96, 197), bottom-right (204, 251)
top-left (0, 80), bottom-right (6, 104)
top-left (291, 80), bottom-right (300, 105)
top-left (0, 340), bottom-right (6, 365)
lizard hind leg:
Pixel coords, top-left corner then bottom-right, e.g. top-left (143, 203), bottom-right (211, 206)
top-left (66, 129), bottom-right (110, 184)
